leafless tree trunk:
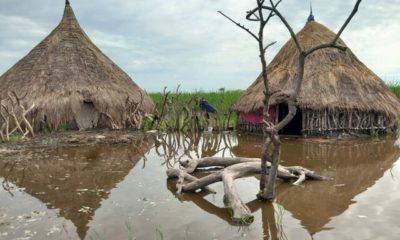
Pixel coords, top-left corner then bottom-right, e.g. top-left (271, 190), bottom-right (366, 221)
top-left (219, 0), bottom-right (362, 200)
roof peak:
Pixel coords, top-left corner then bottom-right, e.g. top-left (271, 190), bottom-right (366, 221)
top-left (57, 0), bottom-right (82, 33)
top-left (307, 1), bottom-right (315, 22)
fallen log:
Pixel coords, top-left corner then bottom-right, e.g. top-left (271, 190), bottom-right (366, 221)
top-left (167, 157), bottom-right (331, 223)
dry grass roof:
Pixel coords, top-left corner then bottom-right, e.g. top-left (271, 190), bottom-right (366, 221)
top-left (0, 2), bottom-right (154, 129)
top-left (233, 21), bottom-right (400, 118)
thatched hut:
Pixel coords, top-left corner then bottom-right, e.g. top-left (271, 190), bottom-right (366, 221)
top-left (0, 1), bottom-right (154, 131)
top-left (233, 17), bottom-right (400, 136)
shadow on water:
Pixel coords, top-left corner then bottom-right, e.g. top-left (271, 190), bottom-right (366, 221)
top-left (1, 132), bottom-right (400, 239)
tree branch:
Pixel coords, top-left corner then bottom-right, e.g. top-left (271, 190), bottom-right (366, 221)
top-left (264, 41), bottom-right (277, 52)
top-left (306, 43), bottom-right (347, 55)
top-left (305, 0), bottom-right (361, 55)
top-left (332, 0), bottom-right (362, 44)
top-left (218, 11), bottom-right (259, 41)
top-left (260, 5), bottom-right (304, 53)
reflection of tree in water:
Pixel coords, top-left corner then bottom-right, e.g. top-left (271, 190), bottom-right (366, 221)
top-left (166, 180), bottom-right (286, 240)
top-left (0, 136), bottom-right (153, 240)
top-left (152, 132), bottom-right (236, 167)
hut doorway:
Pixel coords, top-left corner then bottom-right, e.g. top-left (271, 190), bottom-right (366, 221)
top-left (278, 103), bottom-right (302, 135)
top-left (76, 101), bottom-right (99, 130)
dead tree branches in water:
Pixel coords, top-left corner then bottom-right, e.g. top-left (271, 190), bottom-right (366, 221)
top-left (167, 157), bottom-right (330, 222)
top-left (218, 0), bottom-right (362, 200)
top-left (0, 91), bottom-right (35, 142)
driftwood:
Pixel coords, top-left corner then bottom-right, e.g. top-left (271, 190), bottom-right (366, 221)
top-left (167, 157), bottom-right (330, 222)
top-left (0, 91), bottom-right (35, 142)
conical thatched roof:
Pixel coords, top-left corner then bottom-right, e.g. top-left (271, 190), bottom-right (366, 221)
top-left (232, 21), bottom-right (400, 118)
top-left (0, 2), bottom-right (154, 130)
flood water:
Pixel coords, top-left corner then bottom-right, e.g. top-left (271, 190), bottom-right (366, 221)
top-left (1, 133), bottom-right (400, 240)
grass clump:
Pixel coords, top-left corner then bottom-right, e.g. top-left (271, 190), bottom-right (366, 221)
top-left (57, 123), bottom-right (68, 133)
top-left (10, 133), bottom-right (23, 142)
top-left (238, 215), bottom-right (254, 225)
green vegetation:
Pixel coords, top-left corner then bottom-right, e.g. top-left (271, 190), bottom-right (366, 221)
top-left (125, 222), bottom-right (135, 240)
top-left (369, 129), bottom-right (378, 137)
top-left (388, 83), bottom-right (400, 99)
top-left (156, 227), bottom-right (164, 240)
top-left (57, 123), bottom-right (68, 133)
top-left (40, 127), bottom-right (51, 135)
top-left (238, 215), bottom-right (254, 225)
top-left (150, 89), bottom-right (243, 114)
top-left (10, 133), bottom-right (23, 142)
top-left (273, 202), bottom-right (285, 225)
top-left (223, 194), bottom-right (230, 206)
top-left (148, 89), bottom-right (243, 132)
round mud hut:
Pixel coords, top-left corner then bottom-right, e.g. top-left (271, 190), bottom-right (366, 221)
top-left (232, 17), bottom-right (400, 136)
top-left (0, 1), bottom-right (154, 131)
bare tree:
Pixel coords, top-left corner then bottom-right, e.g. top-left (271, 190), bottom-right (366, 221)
top-left (219, 0), bottom-right (362, 200)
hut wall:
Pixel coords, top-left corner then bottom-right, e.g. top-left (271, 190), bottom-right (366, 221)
top-left (237, 107), bottom-right (277, 134)
top-left (237, 108), bottom-right (396, 136)
top-left (237, 117), bottom-right (264, 134)
top-left (302, 109), bottom-right (395, 136)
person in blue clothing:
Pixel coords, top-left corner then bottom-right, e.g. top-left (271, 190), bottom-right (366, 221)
top-left (197, 97), bottom-right (218, 131)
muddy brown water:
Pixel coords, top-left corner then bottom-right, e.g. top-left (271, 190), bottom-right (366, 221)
top-left (0, 133), bottom-right (400, 240)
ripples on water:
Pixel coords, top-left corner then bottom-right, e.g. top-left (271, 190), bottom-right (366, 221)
top-left (0, 133), bottom-right (400, 240)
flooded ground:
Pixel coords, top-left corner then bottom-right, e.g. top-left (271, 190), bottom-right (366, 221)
top-left (1, 132), bottom-right (400, 240)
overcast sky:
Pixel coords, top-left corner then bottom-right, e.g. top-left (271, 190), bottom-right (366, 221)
top-left (0, 0), bottom-right (399, 92)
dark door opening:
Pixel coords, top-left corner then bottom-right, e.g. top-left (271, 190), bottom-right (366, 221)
top-left (278, 103), bottom-right (302, 135)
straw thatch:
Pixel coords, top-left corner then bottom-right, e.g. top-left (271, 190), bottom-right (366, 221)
top-left (233, 21), bottom-right (400, 135)
top-left (0, 2), bottom-right (154, 131)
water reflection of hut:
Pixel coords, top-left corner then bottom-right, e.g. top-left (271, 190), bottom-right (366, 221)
top-left (233, 135), bottom-right (400, 234)
top-left (0, 1), bottom-right (154, 131)
top-left (0, 136), bottom-right (153, 239)
top-left (232, 18), bottom-right (400, 136)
